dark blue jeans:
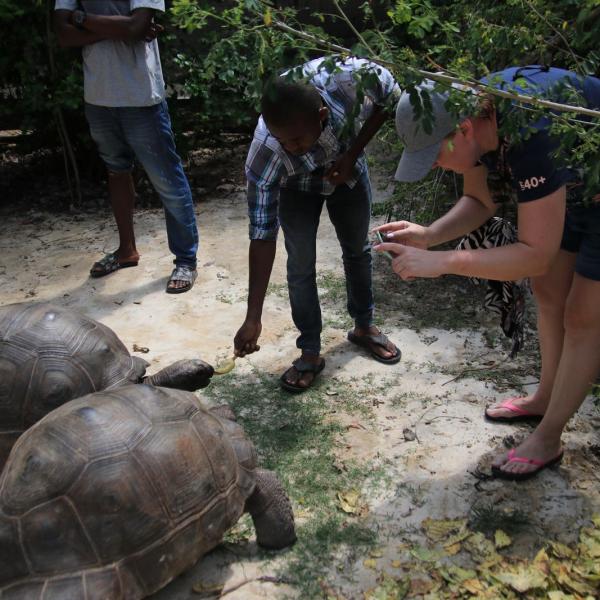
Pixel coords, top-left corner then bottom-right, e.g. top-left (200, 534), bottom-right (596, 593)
top-left (278, 179), bottom-right (374, 356)
top-left (84, 101), bottom-right (198, 269)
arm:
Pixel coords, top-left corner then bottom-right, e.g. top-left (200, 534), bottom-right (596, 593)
top-left (234, 144), bottom-right (284, 356)
top-left (54, 9), bottom-right (106, 47)
top-left (377, 186), bottom-right (565, 281)
top-left (233, 240), bottom-right (277, 357)
top-left (426, 165), bottom-right (498, 246)
top-left (326, 104), bottom-right (388, 184)
top-left (54, 7), bottom-right (158, 47)
top-left (78, 8), bottom-right (158, 43)
top-left (375, 165), bottom-right (497, 248)
top-left (445, 186), bottom-right (565, 279)
top-left (326, 61), bottom-right (399, 184)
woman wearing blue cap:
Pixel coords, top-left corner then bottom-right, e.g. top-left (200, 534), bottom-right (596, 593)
top-left (374, 66), bottom-right (600, 480)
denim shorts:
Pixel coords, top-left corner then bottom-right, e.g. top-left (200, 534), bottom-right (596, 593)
top-left (83, 101), bottom-right (198, 268)
top-left (561, 202), bottom-right (600, 281)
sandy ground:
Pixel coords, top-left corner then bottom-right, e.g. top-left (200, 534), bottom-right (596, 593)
top-left (1, 175), bottom-right (600, 598)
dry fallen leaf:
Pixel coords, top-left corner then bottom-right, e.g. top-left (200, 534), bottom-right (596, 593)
top-left (409, 577), bottom-right (437, 595)
top-left (422, 518), bottom-right (468, 543)
top-left (444, 542), bottom-right (461, 556)
top-left (464, 532), bottom-right (502, 565)
top-left (337, 490), bottom-right (367, 516)
top-left (494, 565), bottom-right (548, 593)
top-left (462, 578), bottom-right (486, 594)
top-left (191, 581), bottom-right (224, 596)
top-left (363, 558), bottom-right (378, 570)
top-left (132, 343), bottom-right (149, 353)
top-left (579, 527), bottom-right (600, 558)
top-left (364, 574), bottom-right (409, 600)
top-left (214, 356), bottom-right (236, 375)
top-left (494, 529), bottom-right (512, 549)
top-left (548, 540), bottom-right (576, 560)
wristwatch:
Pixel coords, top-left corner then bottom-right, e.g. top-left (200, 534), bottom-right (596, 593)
top-left (72, 9), bottom-right (87, 29)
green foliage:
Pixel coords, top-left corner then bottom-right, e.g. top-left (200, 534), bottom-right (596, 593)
top-left (0, 0), bottom-right (84, 141)
top-left (2, 0), bottom-right (600, 203)
top-left (168, 0), bottom-right (313, 130)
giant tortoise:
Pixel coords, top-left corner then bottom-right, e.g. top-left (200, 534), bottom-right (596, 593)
top-left (0, 384), bottom-right (296, 599)
top-left (0, 302), bottom-right (214, 468)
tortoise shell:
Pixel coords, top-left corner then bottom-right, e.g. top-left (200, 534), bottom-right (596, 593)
top-left (0, 384), bottom-right (257, 599)
top-left (0, 302), bottom-right (147, 466)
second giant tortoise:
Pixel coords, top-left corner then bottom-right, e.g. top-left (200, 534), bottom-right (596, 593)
top-left (0, 384), bottom-right (296, 599)
top-left (0, 301), bottom-right (214, 468)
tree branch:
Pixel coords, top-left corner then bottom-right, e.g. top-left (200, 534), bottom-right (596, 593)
top-left (270, 19), bottom-right (600, 120)
top-left (220, 575), bottom-right (292, 597)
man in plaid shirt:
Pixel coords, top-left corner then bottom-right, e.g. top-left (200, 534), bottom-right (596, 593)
top-left (234, 56), bottom-right (402, 392)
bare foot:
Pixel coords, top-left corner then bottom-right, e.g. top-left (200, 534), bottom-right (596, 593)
top-left (492, 431), bottom-right (563, 478)
top-left (351, 326), bottom-right (399, 361)
top-left (485, 394), bottom-right (547, 420)
top-left (282, 354), bottom-right (324, 390)
top-left (166, 266), bottom-right (197, 294)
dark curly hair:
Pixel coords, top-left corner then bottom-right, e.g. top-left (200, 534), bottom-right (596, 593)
top-left (261, 77), bottom-right (322, 128)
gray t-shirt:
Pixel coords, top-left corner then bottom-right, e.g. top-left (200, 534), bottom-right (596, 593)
top-left (54, 0), bottom-right (166, 107)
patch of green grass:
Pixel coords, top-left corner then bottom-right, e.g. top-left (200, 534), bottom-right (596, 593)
top-left (266, 281), bottom-right (288, 299)
top-left (389, 389), bottom-right (432, 408)
top-left (202, 371), bottom-right (384, 597)
top-left (317, 270), bottom-right (347, 306)
top-left (215, 292), bottom-right (235, 304)
top-left (469, 502), bottom-right (531, 536)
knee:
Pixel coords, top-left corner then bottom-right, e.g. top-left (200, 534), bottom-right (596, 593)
top-left (531, 278), bottom-right (565, 313)
top-left (287, 261), bottom-right (316, 280)
top-left (341, 242), bottom-right (371, 262)
top-left (563, 304), bottom-right (599, 335)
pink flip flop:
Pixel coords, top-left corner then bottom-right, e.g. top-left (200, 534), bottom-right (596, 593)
top-left (491, 448), bottom-right (564, 481)
top-left (484, 398), bottom-right (543, 424)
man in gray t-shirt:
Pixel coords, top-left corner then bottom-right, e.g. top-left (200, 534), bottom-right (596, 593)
top-left (54, 1), bottom-right (199, 293)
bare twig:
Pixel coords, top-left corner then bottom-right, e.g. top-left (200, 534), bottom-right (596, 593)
top-left (332, 0), bottom-right (375, 56)
top-left (441, 362), bottom-right (506, 386)
top-left (522, 0), bottom-right (581, 69)
top-left (219, 575), bottom-right (292, 597)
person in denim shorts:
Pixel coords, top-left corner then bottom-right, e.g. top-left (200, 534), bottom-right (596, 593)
top-left (54, 0), bottom-right (199, 293)
top-left (375, 66), bottom-right (600, 480)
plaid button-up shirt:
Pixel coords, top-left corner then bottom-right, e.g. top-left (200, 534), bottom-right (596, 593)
top-left (246, 57), bottom-right (401, 241)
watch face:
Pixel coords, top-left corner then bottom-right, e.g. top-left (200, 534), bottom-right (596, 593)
top-left (75, 10), bottom-right (85, 26)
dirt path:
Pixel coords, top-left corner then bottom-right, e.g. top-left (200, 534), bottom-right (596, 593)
top-left (1, 173), bottom-right (599, 598)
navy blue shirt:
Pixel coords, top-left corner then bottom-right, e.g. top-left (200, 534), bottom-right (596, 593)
top-left (479, 66), bottom-right (600, 204)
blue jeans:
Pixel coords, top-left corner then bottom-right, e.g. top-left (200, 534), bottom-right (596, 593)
top-left (278, 179), bottom-right (374, 355)
top-left (84, 101), bottom-right (198, 269)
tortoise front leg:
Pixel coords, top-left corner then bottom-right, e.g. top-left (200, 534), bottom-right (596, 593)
top-left (245, 468), bottom-right (296, 550)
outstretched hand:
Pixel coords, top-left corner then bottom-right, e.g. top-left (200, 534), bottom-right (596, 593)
top-left (373, 243), bottom-right (447, 280)
top-left (372, 220), bottom-right (431, 249)
top-left (234, 319), bottom-right (262, 357)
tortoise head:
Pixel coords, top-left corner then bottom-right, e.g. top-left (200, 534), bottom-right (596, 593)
top-left (144, 359), bottom-right (214, 391)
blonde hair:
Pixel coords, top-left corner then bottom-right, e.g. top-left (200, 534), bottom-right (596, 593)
top-left (476, 94), bottom-right (496, 120)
